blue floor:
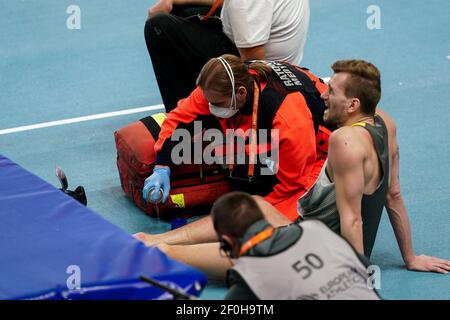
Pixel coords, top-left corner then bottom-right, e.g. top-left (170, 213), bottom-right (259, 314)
top-left (1, 0), bottom-right (449, 299)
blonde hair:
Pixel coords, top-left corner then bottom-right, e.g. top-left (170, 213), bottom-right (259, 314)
top-left (196, 54), bottom-right (272, 94)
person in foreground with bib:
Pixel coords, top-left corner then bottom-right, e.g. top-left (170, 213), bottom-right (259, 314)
top-left (213, 192), bottom-right (381, 300)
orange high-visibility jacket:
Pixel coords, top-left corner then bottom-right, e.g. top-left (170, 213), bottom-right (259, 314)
top-left (154, 62), bottom-right (330, 221)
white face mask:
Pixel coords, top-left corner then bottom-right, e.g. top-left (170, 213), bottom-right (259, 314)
top-left (209, 103), bottom-right (240, 118)
top-left (208, 57), bottom-right (239, 119)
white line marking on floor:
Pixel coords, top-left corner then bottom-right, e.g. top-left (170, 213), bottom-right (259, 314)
top-left (0, 104), bottom-right (165, 135)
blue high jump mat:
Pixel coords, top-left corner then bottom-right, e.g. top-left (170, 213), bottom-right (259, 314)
top-left (0, 154), bottom-right (206, 300)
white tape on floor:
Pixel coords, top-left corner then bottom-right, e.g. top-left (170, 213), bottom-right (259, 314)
top-left (0, 104), bottom-right (165, 135)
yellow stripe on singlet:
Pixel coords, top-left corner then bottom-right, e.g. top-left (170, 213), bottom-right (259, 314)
top-left (351, 122), bottom-right (367, 127)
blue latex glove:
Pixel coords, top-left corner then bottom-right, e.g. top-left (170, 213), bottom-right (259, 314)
top-left (142, 167), bottom-right (171, 203)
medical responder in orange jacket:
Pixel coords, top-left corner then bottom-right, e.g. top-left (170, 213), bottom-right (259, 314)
top-left (143, 54), bottom-right (331, 221)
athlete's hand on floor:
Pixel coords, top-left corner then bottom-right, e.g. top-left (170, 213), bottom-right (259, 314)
top-left (406, 254), bottom-right (450, 274)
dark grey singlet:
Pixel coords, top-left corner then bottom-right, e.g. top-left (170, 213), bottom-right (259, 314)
top-left (298, 115), bottom-right (390, 257)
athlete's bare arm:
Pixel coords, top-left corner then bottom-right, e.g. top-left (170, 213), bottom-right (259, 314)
top-left (377, 109), bottom-right (450, 274)
top-left (328, 127), bottom-right (367, 255)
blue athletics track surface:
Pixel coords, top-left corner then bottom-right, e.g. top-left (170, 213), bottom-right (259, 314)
top-left (0, 0), bottom-right (449, 299)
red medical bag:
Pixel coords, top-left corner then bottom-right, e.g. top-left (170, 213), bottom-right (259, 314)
top-left (114, 113), bottom-right (230, 219)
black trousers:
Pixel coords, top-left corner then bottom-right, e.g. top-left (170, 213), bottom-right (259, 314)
top-left (144, 5), bottom-right (239, 112)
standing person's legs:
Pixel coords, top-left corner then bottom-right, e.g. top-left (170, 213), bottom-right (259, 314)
top-left (144, 13), bottom-right (239, 111)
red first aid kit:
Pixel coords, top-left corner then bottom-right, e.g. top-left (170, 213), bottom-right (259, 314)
top-left (114, 113), bottom-right (230, 219)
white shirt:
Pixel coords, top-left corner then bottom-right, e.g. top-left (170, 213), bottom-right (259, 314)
top-left (221, 0), bottom-right (310, 65)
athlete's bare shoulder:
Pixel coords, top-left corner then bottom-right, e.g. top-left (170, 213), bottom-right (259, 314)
top-left (328, 126), bottom-right (366, 169)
